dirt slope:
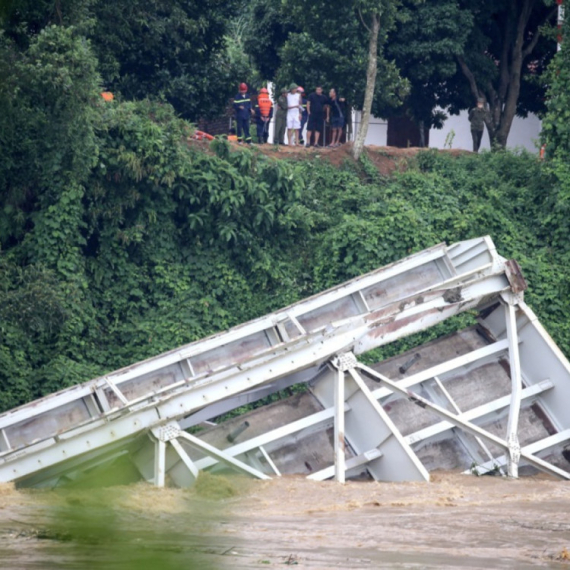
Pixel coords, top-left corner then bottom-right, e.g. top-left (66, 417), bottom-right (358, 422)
top-left (189, 137), bottom-right (468, 177)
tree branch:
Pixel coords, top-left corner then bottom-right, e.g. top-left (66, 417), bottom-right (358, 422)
top-left (522, 6), bottom-right (558, 59)
top-left (456, 56), bottom-right (480, 101)
top-left (54, 0), bottom-right (63, 24)
top-left (358, 8), bottom-right (371, 33)
top-left (498, 10), bottom-right (514, 103)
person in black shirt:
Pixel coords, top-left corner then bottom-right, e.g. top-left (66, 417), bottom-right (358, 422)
top-left (326, 88), bottom-right (346, 147)
top-left (306, 86), bottom-right (327, 147)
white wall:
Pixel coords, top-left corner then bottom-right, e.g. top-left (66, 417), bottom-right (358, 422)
top-left (349, 109), bottom-right (541, 153)
top-left (352, 111), bottom-right (388, 146)
top-left (429, 110), bottom-right (542, 153)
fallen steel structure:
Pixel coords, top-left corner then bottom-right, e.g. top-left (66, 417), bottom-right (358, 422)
top-left (1, 236), bottom-right (570, 488)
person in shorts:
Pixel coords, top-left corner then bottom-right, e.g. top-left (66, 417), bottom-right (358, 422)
top-left (306, 86), bottom-right (327, 147)
top-left (286, 83), bottom-right (302, 146)
top-left (326, 88), bottom-right (345, 147)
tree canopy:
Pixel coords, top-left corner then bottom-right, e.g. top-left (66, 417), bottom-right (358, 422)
top-left (0, 0), bottom-right (246, 120)
top-left (244, 0), bottom-right (558, 147)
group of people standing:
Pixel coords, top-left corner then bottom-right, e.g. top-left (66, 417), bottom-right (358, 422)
top-left (233, 83), bottom-right (348, 147)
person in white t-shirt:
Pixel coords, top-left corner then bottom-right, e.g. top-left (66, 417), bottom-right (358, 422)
top-left (286, 83), bottom-right (302, 146)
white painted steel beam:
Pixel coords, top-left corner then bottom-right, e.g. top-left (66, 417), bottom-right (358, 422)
top-left (177, 431), bottom-right (271, 480)
top-left (258, 446), bottom-right (281, 477)
top-left (346, 367), bottom-right (430, 482)
top-left (192, 380), bottom-right (553, 476)
top-left (308, 449), bottom-right (383, 481)
top-left (406, 380), bottom-right (554, 445)
top-left (170, 438), bottom-right (199, 481)
top-left (465, 429), bottom-right (570, 474)
top-left (432, 375), bottom-right (503, 474)
top-left (370, 339), bottom-right (511, 401)
top-left (334, 367), bottom-right (346, 483)
top-left (504, 300), bottom-right (523, 477)
top-left (357, 362), bottom-right (570, 480)
top-left (154, 439), bottom-right (166, 488)
top-left (0, 237), bottom-right (497, 436)
top-left (194, 405), bottom-right (349, 471)
top-left (4, 236), bottom-right (569, 488)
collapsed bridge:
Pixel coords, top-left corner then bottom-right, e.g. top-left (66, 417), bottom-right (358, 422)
top-left (1, 236), bottom-right (570, 488)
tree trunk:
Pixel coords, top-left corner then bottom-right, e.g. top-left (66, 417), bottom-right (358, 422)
top-left (353, 13), bottom-right (379, 161)
top-left (456, 1), bottom-right (555, 150)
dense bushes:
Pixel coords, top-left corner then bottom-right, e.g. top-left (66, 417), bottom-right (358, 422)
top-left (291, 148), bottom-right (570, 362)
top-left (2, 88), bottom-right (568, 412)
top-left (1, 28), bottom-right (569, 412)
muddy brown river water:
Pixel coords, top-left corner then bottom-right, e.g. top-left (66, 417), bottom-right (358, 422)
top-left (1, 472), bottom-right (569, 569)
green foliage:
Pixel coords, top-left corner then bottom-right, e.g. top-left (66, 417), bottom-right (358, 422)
top-left (0, 25), bottom-right (101, 250)
top-left (542, 14), bottom-right (570, 156)
top-left (386, 0), bottom-right (472, 127)
top-left (540, 15), bottom-right (570, 282)
top-left (0, 0), bottom-right (249, 121)
top-left (245, 0), bottom-right (408, 115)
top-left (242, 0), bottom-right (295, 80)
top-left (87, 0), bottom-right (243, 120)
top-left (292, 148), bottom-right (570, 356)
top-left (1, 15), bottom-right (569, 417)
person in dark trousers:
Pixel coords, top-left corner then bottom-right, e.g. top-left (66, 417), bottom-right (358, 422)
top-left (255, 87), bottom-right (273, 144)
top-left (274, 87), bottom-right (288, 145)
top-left (297, 86), bottom-right (308, 145)
top-left (326, 88), bottom-right (346, 147)
top-left (306, 85), bottom-right (327, 147)
top-left (468, 99), bottom-right (489, 152)
top-left (233, 82), bottom-right (252, 144)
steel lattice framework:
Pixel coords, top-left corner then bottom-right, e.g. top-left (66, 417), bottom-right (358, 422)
top-left (1, 237), bottom-right (570, 488)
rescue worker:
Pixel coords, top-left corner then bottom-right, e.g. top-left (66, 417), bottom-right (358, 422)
top-left (297, 87), bottom-right (308, 145)
top-left (255, 87), bottom-right (273, 144)
top-left (274, 87), bottom-right (288, 145)
top-left (233, 82), bottom-right (252, 144)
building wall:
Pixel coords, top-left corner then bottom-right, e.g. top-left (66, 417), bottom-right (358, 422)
top-left (350, 110), bottom-right (542, 153)
top-left (429, 110), bottom-right (542, 153)
top-left (352, 111), bottom-right (388, 146)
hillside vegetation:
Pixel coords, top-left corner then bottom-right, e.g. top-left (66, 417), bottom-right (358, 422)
top-left (1, 91), bottom-right (569, 412)
top-left (1, 18), bottom-right (570, 413)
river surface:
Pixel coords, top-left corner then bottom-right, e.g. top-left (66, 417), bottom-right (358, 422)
top-left (1, 471), bottom-right (569, 569)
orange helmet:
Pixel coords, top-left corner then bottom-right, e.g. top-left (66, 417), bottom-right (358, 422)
top-left (260, 87), bottom-right (269, 94)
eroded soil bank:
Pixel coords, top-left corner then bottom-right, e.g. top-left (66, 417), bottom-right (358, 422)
top-left (1, 471), bottom-right (569, 569)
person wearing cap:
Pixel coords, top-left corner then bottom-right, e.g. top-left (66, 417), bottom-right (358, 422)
top-left (255, 87), bottom-right (273, 144)
top-left (233, 82), bottom-right (253, 144)
top-left (287, 83), bottom-right (302, 146)
top-left (297, 87), bottom-right (308, 145)
top-left (274, 87), bottom-right (288, 145)
top-left (468, 98), bottom-right (489, 152)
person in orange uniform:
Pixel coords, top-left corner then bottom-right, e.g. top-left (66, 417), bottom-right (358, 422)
top-left (255, 87), bottom-right (273, 144)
